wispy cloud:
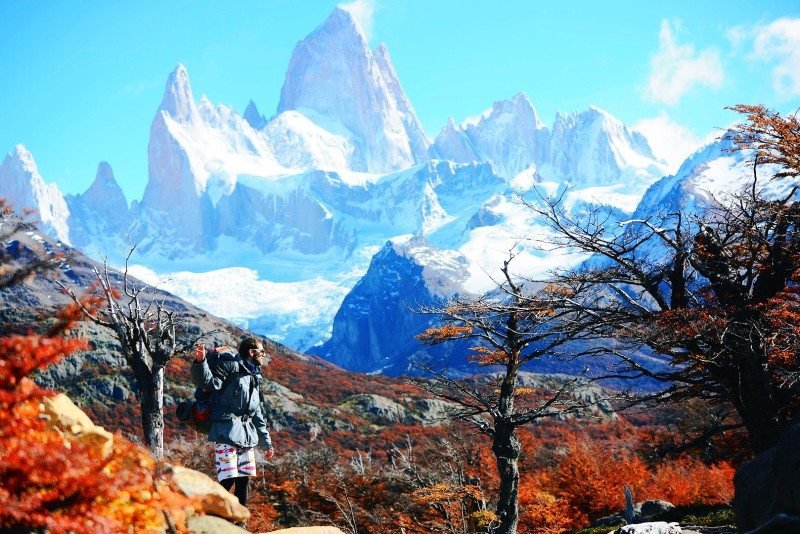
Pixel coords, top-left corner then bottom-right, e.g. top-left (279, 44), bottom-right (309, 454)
top-left (750, 18), bottom-right (800, 99)
top-left (644, 20), bottom-right (724, 105)
top-left (339, 0), bottom-right (377, 40)
top-left (120, 79), bottom-right (160, 98)
top-left (634, 112), bottom-right (710, 172)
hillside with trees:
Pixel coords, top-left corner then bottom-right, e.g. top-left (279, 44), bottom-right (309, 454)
top-left (3, 104), bottom-right (800, 533)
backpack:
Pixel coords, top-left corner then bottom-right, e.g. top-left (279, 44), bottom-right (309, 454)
top-left (175, 345), bottom-right (238, 434)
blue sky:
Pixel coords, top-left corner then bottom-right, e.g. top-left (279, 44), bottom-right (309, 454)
top-left (2, 0), bottom-right (799, 201)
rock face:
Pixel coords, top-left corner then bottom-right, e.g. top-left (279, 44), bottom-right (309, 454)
top-left (0, 144), bottom-right (71, 244)
top-left (66, 161), bottom-right (130, 250)
top-left (277, 8), bottom-right (429, 173)
top-left (734, 411), bottom-right (800, 532)
top-left (547, 106), bottom-right (661, 187)
top-left (309, 237), bottom-right (472, 374)
top-left (431, 93), bottom-right (549, 180)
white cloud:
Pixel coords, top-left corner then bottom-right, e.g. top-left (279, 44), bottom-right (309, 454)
top-left (750, 18), bottom-right (800, 98)
top-left (644, 20), bottom-right (724, 105)
top-left (339, 0), bottom-right (376, 40)
top-left (633, 112), bottom-right (706, 172)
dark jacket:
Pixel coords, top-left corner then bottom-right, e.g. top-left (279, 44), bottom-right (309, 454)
top-left (191, 349), bottom-right (272, 449)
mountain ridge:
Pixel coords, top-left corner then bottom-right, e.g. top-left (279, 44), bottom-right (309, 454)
top-left (0, 7), bottom-right (722, 374)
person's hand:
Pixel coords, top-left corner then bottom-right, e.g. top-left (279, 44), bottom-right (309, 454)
top-left (194, 343), bottom-right (206, 362)
top-left (264, 447), bottom-right (275, 459)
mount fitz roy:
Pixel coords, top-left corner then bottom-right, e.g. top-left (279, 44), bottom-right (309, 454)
top-left (0, 7), bottom-right (748, 375)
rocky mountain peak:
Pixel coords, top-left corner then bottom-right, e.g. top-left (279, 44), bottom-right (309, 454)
top-left (159, 63), bottom-right (198, 123)
top-left (83, 162), bottom-right (128, 210)
top-left (0, 145), bottom-right (71, 244)
top-left (243, 99), bottom-right (267, 130)
top-left (276, 7), bottom-right (427, 173)
top-left (8, 143), bottom-right (38, 171)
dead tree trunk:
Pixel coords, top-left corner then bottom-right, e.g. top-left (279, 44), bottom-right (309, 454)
top-left (61, 248), bottom-right (183, 460)
top-left (492, 420), bottom-right (521, 534)
top-left (135, 365), bottom-right (165, 459)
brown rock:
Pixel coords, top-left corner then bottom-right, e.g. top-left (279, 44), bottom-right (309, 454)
top-left (40, 393), bottom-right (114, 457)
top-left (187, 514), bottom-right (248, 533)
top-left (266, 528), bottom-right (346, 534)
top-left (167, 465), bottom-right (250, 522)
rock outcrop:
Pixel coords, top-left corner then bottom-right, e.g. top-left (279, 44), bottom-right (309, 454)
top-left (40, 393), bottom-right (114, 458)
top-left (167, 465), bottom-right (250, 523)
top-left (267, 528), bottom-right (346, 534)
top-left (733, 411), bottom-right (800, 532)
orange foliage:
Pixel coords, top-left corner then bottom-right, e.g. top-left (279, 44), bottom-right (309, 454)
top-left (0, 304), bottom-right (195, 532)
top-left (641, 458), bottom-right (735, 506)
top-left (416, 323), bottom-right (473, 342)
top-left (550, 438), bottom-right (650, 519)
top-left (467, 345), bottom-right (510, 365)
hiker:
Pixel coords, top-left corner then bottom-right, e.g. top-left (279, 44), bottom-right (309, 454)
top-left (191, 337), bottom-right (275, 511)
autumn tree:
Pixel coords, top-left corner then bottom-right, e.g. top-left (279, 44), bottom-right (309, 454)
top-left (526, 105), bottom-right (800, 454)
top-left (0, 200), bottom-right (194, 532)
top-left (415, 255), bottom-right (605, 534)
top-left (61, 247), bottom-right (188, 459)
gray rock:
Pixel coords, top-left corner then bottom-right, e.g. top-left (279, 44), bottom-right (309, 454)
top-left (618, 522), bottom-right (681, 534)
top-left (340, 393), bottom-right (409, 424)
top-left (639, 500), bottom-right (676, 520)
top-left (591, 500), bottom-right (675, 528)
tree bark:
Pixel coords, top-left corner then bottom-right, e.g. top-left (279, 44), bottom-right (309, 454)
top-left (724, 355), bottom-right (785, 454)
top-left (135, 366), bottom-right (165, 460)
top-left (492, 420), bottom-right (521, 534)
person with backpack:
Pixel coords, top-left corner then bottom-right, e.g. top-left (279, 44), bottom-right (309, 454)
top-left (191, 337), bottom-right (274, 513)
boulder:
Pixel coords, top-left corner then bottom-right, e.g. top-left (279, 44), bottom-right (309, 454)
top-left (266, 528), bottom-right (346, 534)
top-left (340, 394), bottom-right (409, 425)
top-left (618, 522), bottom-right (681, 534)
top-left (590, 500), bottom-right (675, 528)
top-left (638, 500), bottom-right (675, 520)
top-left (187, 515), bottom-right (248, 533)
top-left (40, 393), bottom-right (114, 457)
top-left (734, 411), bottom-right (800, 531)
top-left (167, 465), bottom-right (250, 522)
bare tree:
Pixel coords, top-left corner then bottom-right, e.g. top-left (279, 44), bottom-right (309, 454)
top-left (415, 254), bottom-right (605, 534)
top-left (60, 246), bottom-right (188, 459)
top-left (520, 105), bottom-right (800, 454)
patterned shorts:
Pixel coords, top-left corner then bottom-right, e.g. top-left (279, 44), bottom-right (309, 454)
top-left (215, 443), bottom-right (257, 481)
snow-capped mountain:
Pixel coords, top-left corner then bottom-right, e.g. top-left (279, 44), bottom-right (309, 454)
top-left (545, 106), bottom-right (664, 188)
top-left (310, 237), bottom-right (473, 374)
top-left (276, 8), bottom-right (429, 173)
top-left (0, 145), bottom-right (70, 244)
top-left (66, 161), bottom-right (130, 251)
top-left (5, 7), bottom-right (714, 375)
top-left (431, 96), bottom-right (666, 193)
top-left (432, 93), bottom-right (549, 180)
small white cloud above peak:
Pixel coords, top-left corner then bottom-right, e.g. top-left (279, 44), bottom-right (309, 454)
top-left (338, 0), bottom-right (376, 40)
top-left (750, 17), bottom-right (800, 98)
top-left (643, 20), bottom-right (724, 105)
top-left (634, 112), bottom-right (706, 172)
